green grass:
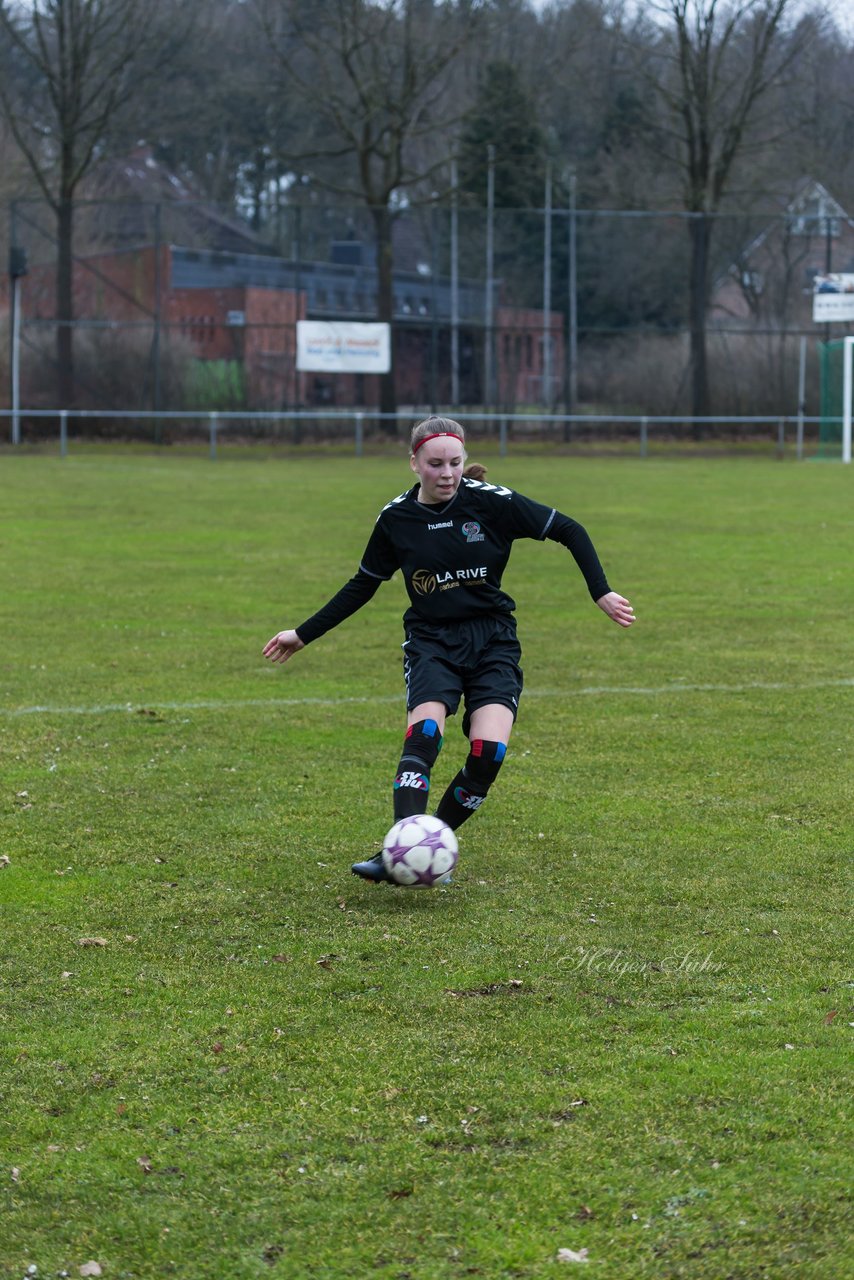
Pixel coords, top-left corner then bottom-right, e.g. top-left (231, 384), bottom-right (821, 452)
top-left (1, 453), bottom-right (852, 1280)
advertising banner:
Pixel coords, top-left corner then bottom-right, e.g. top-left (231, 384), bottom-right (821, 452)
top-left (297, 321), bottom-right (391, 373)
top-left (813, 275), bottom-right (854, 323)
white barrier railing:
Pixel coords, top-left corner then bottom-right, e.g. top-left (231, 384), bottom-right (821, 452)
top-left (0, 408), bottom-right (845, 462)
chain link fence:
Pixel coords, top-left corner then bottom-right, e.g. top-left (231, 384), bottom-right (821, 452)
top-left (2, 195), bottom-right (851, 422)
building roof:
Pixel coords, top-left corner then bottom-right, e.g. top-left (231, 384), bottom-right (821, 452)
top-left (716, 179), bottom-right (854, 281)
top-left (80, 145), bottom-right (275, 256)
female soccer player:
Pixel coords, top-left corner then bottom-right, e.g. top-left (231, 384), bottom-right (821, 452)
top-left (263, 416), bottom-right (634, 881)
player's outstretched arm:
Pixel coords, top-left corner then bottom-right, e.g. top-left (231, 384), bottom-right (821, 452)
top-left (263, 629), bottom-right (306, 663)
top-left (595, 592), bottom-right (635, 628)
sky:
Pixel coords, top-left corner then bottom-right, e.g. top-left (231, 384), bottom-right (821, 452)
top-left (525, 0), bottom-right (853, 38)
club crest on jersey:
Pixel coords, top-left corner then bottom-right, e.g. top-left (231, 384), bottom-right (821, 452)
top-left (395, 771), bottom-right (429, 791)
top-left (461, 521), bottom-right (484, 543)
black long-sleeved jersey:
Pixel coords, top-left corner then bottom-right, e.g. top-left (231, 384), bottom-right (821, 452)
top-left (295, 477), bottom-right (611, 645)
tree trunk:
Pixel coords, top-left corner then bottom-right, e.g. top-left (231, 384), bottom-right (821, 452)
top-left (688, 212), bottom-right (711, 430)
top-left (56, 195), bottom-right (74, 406)
top-left (371, 203), bottom-right (397, 432)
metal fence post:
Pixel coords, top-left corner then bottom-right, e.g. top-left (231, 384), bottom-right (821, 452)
top-left (60, 409), bottom-right (68, 458)
top-left (209, 412), bottom-right (218, 460)
top-left (499, 416), bottom-right (508, 458)
top-left (640, 415), bottom-right (648, 458)
top-left (796, 336), bottom-right (806, 461)
top-left (777, 418), bottom-right (784, 460)
top-left (355, 411), bottom-right (364, 458)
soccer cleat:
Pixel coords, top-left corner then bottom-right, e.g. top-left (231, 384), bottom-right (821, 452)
top-left (350, 852), bottom-right (451, 886)
top-left (351, 852), bottom-right (394, 883)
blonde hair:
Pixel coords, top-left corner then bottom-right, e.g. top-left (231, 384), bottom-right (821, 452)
top-left (409, 416), bottom-right (486, 479)
top-left (409, 415), bottom-right (467, 454)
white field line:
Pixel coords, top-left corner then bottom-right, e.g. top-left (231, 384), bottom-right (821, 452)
top-left (3, 678), bottom-right (854, 718)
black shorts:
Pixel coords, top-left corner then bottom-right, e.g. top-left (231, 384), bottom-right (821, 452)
top-left (402, 614), bottom-right (523, 733)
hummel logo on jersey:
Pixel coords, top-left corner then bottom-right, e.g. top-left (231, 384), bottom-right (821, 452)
top-left (428, 520), bottom-right (453, 531)
top-left (395, 771), bottom-right (429, 791)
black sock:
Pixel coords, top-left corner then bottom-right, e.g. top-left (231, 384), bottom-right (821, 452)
top-left (435, 739), bottom-right (506, 831)
top-left (393, 718), bottom-right (444, 820)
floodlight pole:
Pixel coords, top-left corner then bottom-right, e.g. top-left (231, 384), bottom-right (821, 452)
top-left (8, 215), bottom-right (27, 446)
top-left (485, 144), bottom-right (495, 409)
top-left (152, 202), bottom-right (162, 414)
top-left (450, 159), bottom-right (460, 407)
top-left (796, 335), bottom-right (806, 461)
top-left (843, 335), bottom-right (853, 465)
top-left (543, 160), bottom-right (552, 409)
top-left (430, 203), bottom-right (439, 413)
top-left (566, 169), bottom-right (578, 435)
top-left (11, 273), bottom-right (22, 445)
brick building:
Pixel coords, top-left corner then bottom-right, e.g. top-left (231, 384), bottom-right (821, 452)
top-left (3, 146), bottom-right (564, 410)
top-left (709, 180), bottom-right (854, 328)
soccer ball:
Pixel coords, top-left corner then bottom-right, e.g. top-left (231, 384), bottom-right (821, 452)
top-left (381, 814), bottom-right (459, 887)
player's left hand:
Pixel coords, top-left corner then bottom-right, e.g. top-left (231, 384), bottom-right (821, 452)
top-left (595, 592), bottom-right (635, 627)
top-left (263, 629), bottom-right (305, 662)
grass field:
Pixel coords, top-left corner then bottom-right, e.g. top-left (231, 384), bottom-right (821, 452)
top-left (1, 452), bottom-right (852, 1280)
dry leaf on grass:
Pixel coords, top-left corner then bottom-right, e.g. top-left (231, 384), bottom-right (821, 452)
top-left (78, 937), bottom-right (107, 947)
top-left (79, 1263), bottom-right (103, 1277)
top-left (445, 979), bottom-right (524, 998)
top-left (557, 1247), bottom-right (589, 1263)
top-left (551, 1100), bottom-right (588, 1122)
top-left (0, 855), bottom-right (10, 868)
top-left (136, 1155), bottom-right (153, 1174)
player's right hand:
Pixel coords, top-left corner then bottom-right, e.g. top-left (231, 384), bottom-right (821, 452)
top-left (263, 629), bottom-right (305, 663)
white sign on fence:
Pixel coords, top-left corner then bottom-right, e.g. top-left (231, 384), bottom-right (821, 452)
top-left (297, 321), bottom-right (391, 373)
top-left (812, 274), bottom-right (854, 323)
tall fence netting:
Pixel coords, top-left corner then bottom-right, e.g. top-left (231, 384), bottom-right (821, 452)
top-left (2, 197), bottom-right (847, 437)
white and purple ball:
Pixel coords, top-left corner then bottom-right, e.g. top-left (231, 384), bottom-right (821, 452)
top-left (381, 814), bottom-right (459, 887)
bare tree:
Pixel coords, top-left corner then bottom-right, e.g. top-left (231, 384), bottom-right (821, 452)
top-left (257, 0), bottom-right (480, 422)
top-left (649, 0), bottom-right (806, 418)
top-left (0, 0), bottom-right (189, 404)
